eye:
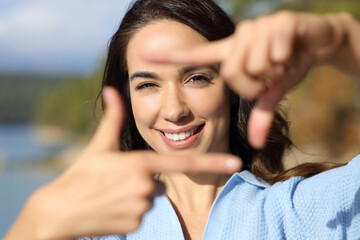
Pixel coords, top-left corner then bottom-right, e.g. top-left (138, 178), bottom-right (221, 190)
top-left (187, 74), bottom-right (213, 85)
top-left (135, 82), bottom-right (159, 91)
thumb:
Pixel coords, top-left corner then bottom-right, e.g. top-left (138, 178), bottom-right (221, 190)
top-left (88, 87), bottom-right (125, 153)
top-left (248, 83), bottom-right (287, 149)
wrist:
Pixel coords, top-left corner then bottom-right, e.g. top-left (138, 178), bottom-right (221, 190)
top-left (3, 190), bottom-right (43, 240)
top-left (5, 184), bottom-right (72, 240)
top-left (29, 183), bottom-right (74, 240)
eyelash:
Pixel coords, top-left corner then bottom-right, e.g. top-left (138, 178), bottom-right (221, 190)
top-left (135, 74), bottom-right (213, 91)
top-left (187, 74), bottom-right (212, 85)
top-left (135, 82), bottom-right (158, 91)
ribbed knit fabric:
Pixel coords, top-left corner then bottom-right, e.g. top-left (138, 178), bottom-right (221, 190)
top-left (82, 155), bottom-right (360, 240)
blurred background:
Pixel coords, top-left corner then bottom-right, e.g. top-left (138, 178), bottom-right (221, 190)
top-left (0, 0), bottom-right (359, 236)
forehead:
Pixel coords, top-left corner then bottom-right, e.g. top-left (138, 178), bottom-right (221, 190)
top-left (126, 20), bottom-right (207, 72)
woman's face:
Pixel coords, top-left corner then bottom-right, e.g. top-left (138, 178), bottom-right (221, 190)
top-left (127, 20), bottom-right (231, 154)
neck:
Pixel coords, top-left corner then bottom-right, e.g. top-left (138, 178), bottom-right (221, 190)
top-left (159, 172), bottom-right (231, 212)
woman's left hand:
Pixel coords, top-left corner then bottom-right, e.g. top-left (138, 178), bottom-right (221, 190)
top-left (145, 11), bottom-right (358, 149)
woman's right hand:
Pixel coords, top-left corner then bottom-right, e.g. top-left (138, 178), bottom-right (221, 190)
top-left (4, 87), bottom-right (241, 240)
top-left (145, 12), bottom-right (360, 149)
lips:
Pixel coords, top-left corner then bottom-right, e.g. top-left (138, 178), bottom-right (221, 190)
top-left (159, 124), bottom-right (205, 149)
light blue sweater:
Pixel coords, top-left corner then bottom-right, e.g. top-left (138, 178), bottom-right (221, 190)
top-left (82, 155), bottom-right (360, 240)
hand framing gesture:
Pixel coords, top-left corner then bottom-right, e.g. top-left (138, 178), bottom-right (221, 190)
top-left (145, 11), bottom-right (360, 149)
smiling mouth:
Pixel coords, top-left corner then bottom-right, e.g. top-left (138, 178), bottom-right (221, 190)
top-left (161, 124), bottom-right (205, 141)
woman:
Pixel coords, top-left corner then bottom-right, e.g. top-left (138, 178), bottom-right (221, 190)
top-left (4, 0), bottom-right (360, 239)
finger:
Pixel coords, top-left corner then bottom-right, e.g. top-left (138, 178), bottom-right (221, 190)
top-left (225, 74), bottom-right (266, 100)
top-left (88, 87), bottom-right (125, 152)
top-left (270, 12), bottom-right (297, 63)
top-left (221, 21), bottom-right (265, 99)
top-left (246, 19), bottom-right (272, 77)
top-left (296, 13), bottom-right (345, 62)
top-left (148, 153), bottom-right (242, 174)
top-left (248, 82), bottom-right (289, 149)
top-left (143, 37), bottom-right (232, 66)
top-left (248, 49), bottom-right (313, 149)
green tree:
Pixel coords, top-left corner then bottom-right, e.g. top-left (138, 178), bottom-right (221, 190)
top-left (217, 0), bottom-right (360, 20)
top-left (33, 74), bottom-right (102, 138)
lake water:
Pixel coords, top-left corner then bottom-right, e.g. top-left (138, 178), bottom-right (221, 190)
top-left (0, 124), bottom-right (66, 237)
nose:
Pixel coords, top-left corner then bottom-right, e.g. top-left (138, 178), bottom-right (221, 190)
top-left (160, 84), bottom-right (189, 122)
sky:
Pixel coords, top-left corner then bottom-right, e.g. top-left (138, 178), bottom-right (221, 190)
top-left (0, 0), bottom-right (133, 75)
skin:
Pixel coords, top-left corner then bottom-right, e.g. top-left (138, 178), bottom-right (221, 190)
top-left (146, 12), bottom-right (360, 149)
top-left (4, 87), bottom-right (240, 240)
top-left (4, 20), bottom-right (241, 240)
top-left (128, 21), bottom-right (232, 156)
top-left (4, 11), bottom-right (360, 240)
top-left (127, 20), bottom-right (234, 239)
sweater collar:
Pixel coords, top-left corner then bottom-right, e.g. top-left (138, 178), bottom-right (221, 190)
top-left (236, 170), bottom-right (271, 188)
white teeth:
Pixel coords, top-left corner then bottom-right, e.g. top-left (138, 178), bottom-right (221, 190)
top-left (179, 132), bottom-right (186, 140)
top-left (164, 128), bottom-right (198, 141)
top-left (173, 134), bottom-right (179, 141)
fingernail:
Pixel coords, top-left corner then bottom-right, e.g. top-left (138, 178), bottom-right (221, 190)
top-left (226, 157), bottom-right (241, 171)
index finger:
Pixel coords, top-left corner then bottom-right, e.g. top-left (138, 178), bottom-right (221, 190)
top-left (147, 153), bottom-right (242, 174)
top-left (143, 37), bottom-right (232, 66)
top-left (248, 80), bottom-right (289, 149)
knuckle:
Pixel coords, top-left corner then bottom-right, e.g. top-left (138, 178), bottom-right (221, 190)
top-left (139, 199), bottom-right (152, 213)
top-left (276, 10), bottom-right (293, 18)
top-left (236, 20), bottom-right (253, 32)
top-left (237, 80), bottom-right (264, 100)
top-left (126, 218), bottom-right (142, 232)
top-left (124, 199), bottom-right (149, 217)
top-left (256, 16), bottom-right (270, 27)
top-left (246, 60), bottom-right (266, 76)
top-left (338, 12), bottom-right (353, 21)
top-left (127, 175), bottom-right (147, 192)
top-left (131, 199), bottom-right (151, 216)
top-left (138, 180), bottom-right (155, 196)
top-left (131, 206), bottom-right (143, 217)
top-left (276, 11), bottom-right (296, 23)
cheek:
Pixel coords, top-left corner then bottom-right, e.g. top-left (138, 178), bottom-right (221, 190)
top-left (188, 83), bottom-right (231, 119)
top-left (131, 94), bottom-right (160, 130)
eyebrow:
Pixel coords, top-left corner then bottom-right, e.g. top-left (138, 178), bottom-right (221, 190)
top-left (179, 65), bottom-right (219, 75)
top-left (129, 72), bottom-right (158, 81)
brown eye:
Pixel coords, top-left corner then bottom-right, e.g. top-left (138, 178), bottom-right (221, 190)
top-left (136, 82), bottom-right (158, 91)
top-left (188, 74), bottom-right (212, 85)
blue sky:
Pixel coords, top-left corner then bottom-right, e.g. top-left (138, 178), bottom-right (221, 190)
top-left (0, 0), bottom-right (133, 75)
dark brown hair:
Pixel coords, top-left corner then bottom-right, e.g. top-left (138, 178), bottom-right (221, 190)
top-left (101, 0), bottom-right (342, 184)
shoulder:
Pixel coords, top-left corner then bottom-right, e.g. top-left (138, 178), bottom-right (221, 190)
top-left (261, 155), bottom-right (360, 238)
top-left (259, 154), bottom-right (360, 194)
top-left (259, 154), bottom-right (360, 209)
top-left (231, 155), bottom-right (360, 239)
